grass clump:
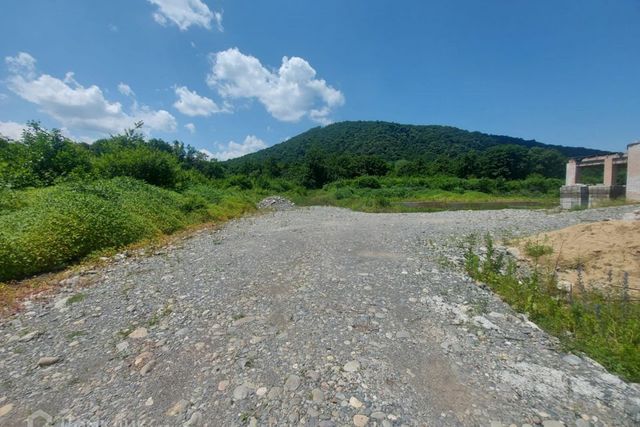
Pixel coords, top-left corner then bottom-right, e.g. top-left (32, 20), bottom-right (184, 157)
top-left (464, 234), bottom-right (640, 382)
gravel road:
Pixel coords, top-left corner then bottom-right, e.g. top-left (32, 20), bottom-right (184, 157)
top-left (1, 205), bottom-right (640, 427)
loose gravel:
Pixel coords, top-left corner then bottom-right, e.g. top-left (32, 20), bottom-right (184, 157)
top-left (1, 205), bottom-right (639, 427)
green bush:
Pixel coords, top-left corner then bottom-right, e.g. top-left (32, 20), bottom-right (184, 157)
top-left (94, 147), bottom-right (181, 188)
top-left (354, 176), bottom-right (382, 189)
top-left (0, 178), bottom-right (197, 281)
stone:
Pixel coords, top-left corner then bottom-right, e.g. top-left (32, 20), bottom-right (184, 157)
top-left (284, 374), bottom-right (301, 391)
top-left (140, 360), bottom-right (155, 375)
top-left (128, 327), bottom-right (148, 339)
top-left (472, 316), bottom-right (500, 331)
top-left (562, 354), bottom-right (582, 366)
top-left (145, 397), bottom-right (154, 406)
top-left (370, 412), bottom-right (385, 420)
top-left (256, 387), bottom-right (268, 397)
top-left (343, 360), bottom-right (360, 372)
top-left (166, 399), bottom-right (189, 416)
top-left (37, 356), bottom-right (61, 367)
top-left (575, 420), bottom-right (590, 427)
top-left (349, 396), bottom-right (363, 408)
top-left (233, 385), bottom-right (249, 400)
top-left (542, 421), bottom-right (564, 427)
top-left (311, 388), bottom-right (324, 402)
top-left (116, 341), bottom-right (129, 352)
top-left (353, 414), bottom-right (369, 427)
top-left (134, 351), bottom-right (153, 367)
top-left (18, 331), bottom-right (40, 342)
top-left (217, 380), bottom-right (229, 391)
top-left (267, 387), bottom-right (282, 399)
top-left (185, 411), bottom-right (203, 426)
top-left (0, 404), bottom-right (13, 417)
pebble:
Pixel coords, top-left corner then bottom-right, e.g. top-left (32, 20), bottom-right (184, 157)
top-left (166, 399), bottom-right (189, 416)
top-left (0, 404), bottom-right (13, 417)
top-left (37, 356), bottom-right (61, 367)
top-left (343, 360), bottom-right (360, 372)
top-left (233, 385), bottom-right (249, 401)
top-left (349, 396), bottom-right (363, 408)
top-left (128, 327), bottom-right (148, 339)
top-left (353, 414), bottom-right (369, 426)
top-left (284, 374), bottom-right (301, 391)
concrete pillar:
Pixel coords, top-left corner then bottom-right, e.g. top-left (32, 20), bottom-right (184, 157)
top-left (565, 159), bottom-right (580, 185)
top-left (627, 142), bottom-right (640, 201)
top-left (560, 185), bottom-right (589, 209)
top-left (603, 155), bottom-right (617, 186)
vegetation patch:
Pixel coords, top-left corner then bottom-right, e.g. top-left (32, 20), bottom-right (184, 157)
top-left (465, 234), bottom-right (640, 382)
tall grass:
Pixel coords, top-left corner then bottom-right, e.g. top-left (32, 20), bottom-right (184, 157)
top-left (464, 234), bottom-right (640, 382)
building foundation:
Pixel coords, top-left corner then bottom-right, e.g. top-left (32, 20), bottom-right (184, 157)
top-left (560, 185), bottom-right (589, 209)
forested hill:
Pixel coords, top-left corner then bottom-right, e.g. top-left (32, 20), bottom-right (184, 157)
top-left (225, 121), bottom-right (607, 180)
top-left (230, 121), bottom-right (605, 164)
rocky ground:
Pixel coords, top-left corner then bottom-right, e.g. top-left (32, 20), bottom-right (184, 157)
top-left (1, 205), bottom-right (639, 427)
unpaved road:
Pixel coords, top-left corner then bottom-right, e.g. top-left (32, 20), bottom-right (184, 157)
top-left (1, 206), bottom-right (639, 427)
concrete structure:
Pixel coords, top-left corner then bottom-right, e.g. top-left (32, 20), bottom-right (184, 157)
top-left (560, 142), bottom-right (640, 208)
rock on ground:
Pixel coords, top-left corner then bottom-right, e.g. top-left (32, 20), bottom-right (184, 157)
top-left (1, 205), bottom-right (639, 426)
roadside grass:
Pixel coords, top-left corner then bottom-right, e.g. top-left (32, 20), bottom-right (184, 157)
top-left (0, 177), bottom-right (259, 288)
top-left (464, 234), bottom-right (640, 382)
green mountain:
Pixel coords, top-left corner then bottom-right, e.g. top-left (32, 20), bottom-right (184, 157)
top-left (226, 121), bottom-right (606, 166)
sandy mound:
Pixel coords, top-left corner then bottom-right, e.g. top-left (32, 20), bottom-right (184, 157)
top-left (513, 219), bottom-right (640, 295)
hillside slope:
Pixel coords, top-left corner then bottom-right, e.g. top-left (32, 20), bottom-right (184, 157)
top-left (226, 121), bottom-right (607, 166)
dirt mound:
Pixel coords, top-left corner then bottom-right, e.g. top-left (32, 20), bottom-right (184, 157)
top-left (514, 218), bottom-right (640, 294)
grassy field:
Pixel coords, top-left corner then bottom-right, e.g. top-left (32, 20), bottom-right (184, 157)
top-left (290, 175), bottom-right (560, 213)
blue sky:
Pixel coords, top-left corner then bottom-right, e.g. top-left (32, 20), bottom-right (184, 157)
top-left (0, 0), bottom-right (638, 158)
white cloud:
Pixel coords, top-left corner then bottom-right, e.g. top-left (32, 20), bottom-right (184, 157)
top-left (213, 10), bottom-right (223, 32)
top-left (147, 0), bottom-right (221, 31)
top-left (199, 148), bottom-right (213, 159)
top-left (5, 52), bottom-right (176, 136)
top-left (173, 86), bottom-right (224, 116)
top-left (118, 82), bottom-right (135, 97)
top-left (185, 122), bottom-right (196, 133)
top-left (207, 48), bottom-right (344, 124)
top-left (0, 121), bottom-right (26, 140)
top-left (212, 135), bottom-right (267, 161)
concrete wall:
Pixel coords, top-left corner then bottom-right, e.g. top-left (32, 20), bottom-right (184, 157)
top-left (560, 185), bottom-right (589, 209)
top-left (627, 142), bottom-right (640, 201)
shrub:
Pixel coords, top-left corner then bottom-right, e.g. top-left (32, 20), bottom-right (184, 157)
top-left (0, 178), bottom-right (193, 281)
top-left (354, 176), bottom-right (382, 189)
top-left (94, 147), bottom-right (181, 188)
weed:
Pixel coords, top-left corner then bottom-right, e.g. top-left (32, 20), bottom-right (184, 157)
top-left (66, 293), bottom-right (86, 305)
top-left (464, 234), bottom-right (640, 382)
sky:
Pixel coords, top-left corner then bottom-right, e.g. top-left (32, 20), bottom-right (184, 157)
top-left (0, 0), bottom-right (638, 159)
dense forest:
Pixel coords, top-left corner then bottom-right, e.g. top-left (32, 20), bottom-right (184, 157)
top-left (225, 121), bottom-right (607, 187)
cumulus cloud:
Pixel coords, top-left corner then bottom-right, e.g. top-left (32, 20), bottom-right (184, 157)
top-left (5, 52), bottom-right (176, 136)
top-left (199, 148), bottom-right (214, 159)
top-left (173, 86), bottom-right (224, 116)
top-left (148, 0), bottom-right (222, 31)
top-left (212, 135), bottom-right (267, 161)
top-left (207, 48), bottom-right (345, 124)
top-left (0, 121), bottom-right (26, 140)
top-left (118, 82), bottom-right (135, 97)
top-left (185, 122), bottom-right (196, 133)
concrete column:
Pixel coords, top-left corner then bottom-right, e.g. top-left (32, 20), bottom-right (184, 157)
top-left (603, 155), bottom-right (617, 186)
top-left (627, 142), bottom-right (640, 201)
top-left (565, 159), bottom-right (580, 185)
